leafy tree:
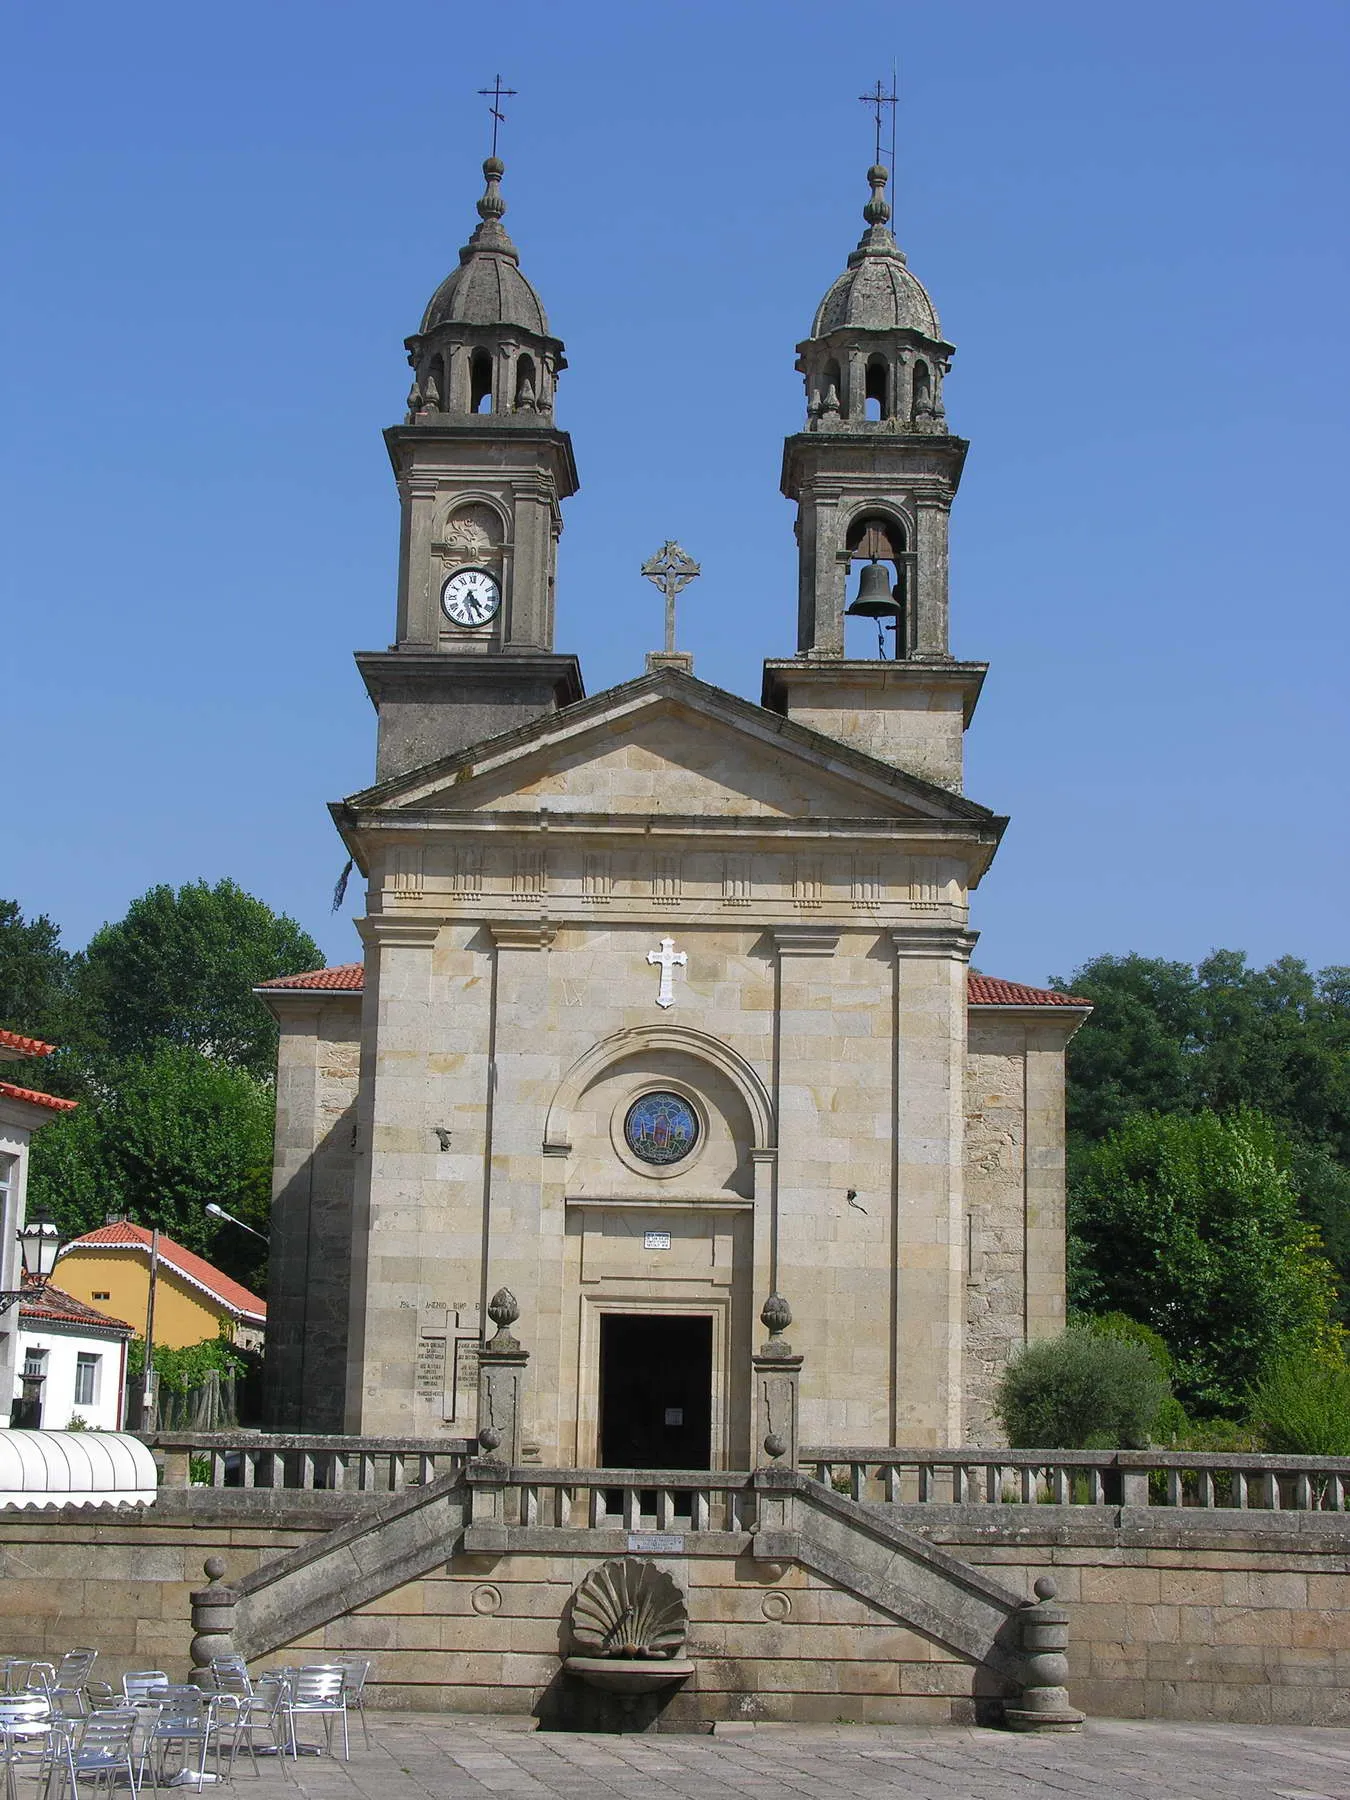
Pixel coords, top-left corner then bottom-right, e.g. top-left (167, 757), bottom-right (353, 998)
top-left (0, 900), bottom-right (86, 1096)
top-left (995, 1328), bottom-right (1170, 1449)
top-left (75, 880), bottom-right (322, 1079)
top-left (1248, 1350), bottom-right (1350, 1457)
top-left (28, 1044), bottom-right (272, 1291)
top-left (1069, 1108), bottom-right (1338, 1414)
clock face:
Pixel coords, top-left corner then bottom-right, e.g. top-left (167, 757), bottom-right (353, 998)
top-left (441, 567), bottom-right (501, 628)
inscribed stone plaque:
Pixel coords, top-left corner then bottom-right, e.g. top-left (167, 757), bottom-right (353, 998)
top-left (454, 1336), bottom-right (481, 1417)
top-left (415, 1337), bottom-right (446, 1400)
top-left (627, 1532), bottom-right (684, 1553)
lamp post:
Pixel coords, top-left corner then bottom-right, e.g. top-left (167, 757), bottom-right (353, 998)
top-left (0, 1207), bottom-right (63, 1315)
top-left (204, 1203), bottom-right (268, 1244)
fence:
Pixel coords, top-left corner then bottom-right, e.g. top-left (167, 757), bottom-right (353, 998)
top-left (147, 1432), bottom-right (472, 1493)
top-left (799, 1446), bottom-right (1350, 1511)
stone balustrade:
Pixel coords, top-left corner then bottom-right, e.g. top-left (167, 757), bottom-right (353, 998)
top-left (146, 1431), bottom-right (472, 1493)
top-left (498, 1467), bottom-right (758, 1534)
top-left (800, 1446), bottom-right (1350, 1511)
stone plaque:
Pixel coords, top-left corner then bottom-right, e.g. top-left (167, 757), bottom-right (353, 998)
top-left (415, 1336), bottom-right (446, 1400)
top-left (627, 1532), bottom-right (684, 1553)
top-left (454, 1336), bottom-right (481, 1416)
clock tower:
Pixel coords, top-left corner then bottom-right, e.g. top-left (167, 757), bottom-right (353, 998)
top-left (356, 157), bottom-right (583, 781)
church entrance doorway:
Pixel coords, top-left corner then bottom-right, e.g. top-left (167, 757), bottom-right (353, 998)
top-left (598, 1313), bottom-right (713, 1470)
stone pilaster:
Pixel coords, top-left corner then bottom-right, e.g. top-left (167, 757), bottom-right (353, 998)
top-left (344, 915), bottom-right (441, 1434)
top-left (892, 925), bottom-right (976, 1445)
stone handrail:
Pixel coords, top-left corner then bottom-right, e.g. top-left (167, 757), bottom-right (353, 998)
top-left (144, 1431), bottom-right (472, 1494)
top-left (484, 1464), bottom-right (758, 1534)
top-left (800, 1446), bottom-right (1350, 1510)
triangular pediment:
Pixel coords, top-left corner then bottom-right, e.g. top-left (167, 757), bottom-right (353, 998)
top-left (340, 670), bottom-right (995, 827)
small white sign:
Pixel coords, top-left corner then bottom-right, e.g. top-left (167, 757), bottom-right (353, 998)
top-left (628, 1532), bottom-right (684, 1554)
top-left (664, 1407), bottom-right (683, 1427)
top-left (644, 1230), bottom-right (671, 1250)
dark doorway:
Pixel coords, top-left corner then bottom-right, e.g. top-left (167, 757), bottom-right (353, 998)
top-left (599, 1314), bottom-right (713, 1470)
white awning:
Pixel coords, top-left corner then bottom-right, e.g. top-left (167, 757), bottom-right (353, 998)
top-left (0, 1430), bottom-right (158, 1508)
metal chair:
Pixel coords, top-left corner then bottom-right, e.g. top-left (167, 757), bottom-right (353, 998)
top-left (49, 1709), bottom-right (139, 1800)
top-left (120, 1677), bottom-right (170, 1707)
top-left (141, 1691), bottom-right (229, 1793)
top-left (0, 1695), bottom-right (60, 1800)
top-left (336, 1663), bottom-right (371, 1751)
top-left (217, 1678), bottom-right (289, 1781)
top-left (24, 1658), bottom-right (97, 1723)
top-left (279, 1668), bottom-right (348, 1761)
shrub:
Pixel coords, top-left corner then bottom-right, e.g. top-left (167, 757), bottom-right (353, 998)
top-left (1248, 1352), bottom-right (1350, 1456)
top-left (995, 1327), bottom-right (1171, 1449)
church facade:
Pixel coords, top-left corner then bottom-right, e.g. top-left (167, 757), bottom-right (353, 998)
top-left (258, 154), bottom-right (1089, 1458)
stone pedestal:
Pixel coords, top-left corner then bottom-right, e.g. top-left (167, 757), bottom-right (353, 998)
top-left (1004, 1577), bottom-right (1084, 1731)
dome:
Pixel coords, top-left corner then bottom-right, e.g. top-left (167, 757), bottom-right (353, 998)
top-left (811, 254), bottom-right (940, 339)
top-left (420, 255), bottom-right (549, 336)
top-left (418, 158), bottom-right (551, 339)
top-left (808, 165), bottom-right (942, 342)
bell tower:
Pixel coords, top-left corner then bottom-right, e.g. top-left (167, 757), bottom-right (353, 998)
top-left (762, 165), bottom-right (987, 792)
top-left (356, 158), bottom-right (583, 781)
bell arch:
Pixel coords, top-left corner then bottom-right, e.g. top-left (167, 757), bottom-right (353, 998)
top-left (543, 1026), bottom-right (775, 1157)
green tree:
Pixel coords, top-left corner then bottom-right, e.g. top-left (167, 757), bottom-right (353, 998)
top-left (0, 900), bottom-right (86, 1095)
top-left (1069, 1109), bottom-right (1338, 1415)
top-left (28, 1044), bottom-right (273, 1291)
top-left (75, 879), bottom-right (322, 1079)
top-left (995, 1328), bottom-right (1171, 1450)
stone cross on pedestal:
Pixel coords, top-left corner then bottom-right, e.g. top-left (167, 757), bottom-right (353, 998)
top-left (648, 937), bottom-right (687, 1009)
top-left (641, 540), bottom-right (700, 674)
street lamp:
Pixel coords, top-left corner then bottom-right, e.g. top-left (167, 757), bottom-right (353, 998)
top-left (205, 1203), bottom-right (268, 1244)
top-left (0, 1208), bottom-right (63, 1315)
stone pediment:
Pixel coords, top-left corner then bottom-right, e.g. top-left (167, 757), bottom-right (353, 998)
top-left (339, 670), bottom-right (996, 827)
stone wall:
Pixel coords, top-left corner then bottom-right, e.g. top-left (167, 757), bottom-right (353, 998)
top-left (2, 1497), bottom-right (1346, 1726)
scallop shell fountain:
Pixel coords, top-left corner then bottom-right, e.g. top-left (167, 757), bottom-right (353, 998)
top-left (563, 1559), bottom-right (694, 1695)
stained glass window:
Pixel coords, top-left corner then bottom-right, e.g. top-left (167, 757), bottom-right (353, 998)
top-left (624, 1092), bottom-right (699, 1166)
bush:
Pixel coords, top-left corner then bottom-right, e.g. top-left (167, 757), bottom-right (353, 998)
top-left (1248, 1352), bottom-right (1350, 1456)
top-left (995, 1328), bottom-right (1171, 1449)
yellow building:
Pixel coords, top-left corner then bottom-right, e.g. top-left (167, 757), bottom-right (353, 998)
top-left (55, 1221), bottom-right (265, 1352)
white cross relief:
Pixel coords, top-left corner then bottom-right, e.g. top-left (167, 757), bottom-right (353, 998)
top-left (647, 936), bottom-right (687, 1009)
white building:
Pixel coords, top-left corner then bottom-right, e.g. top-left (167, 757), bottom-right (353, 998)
top-left (13, 1285), bottom-right (134, 1432)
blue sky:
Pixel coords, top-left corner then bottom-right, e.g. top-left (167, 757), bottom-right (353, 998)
top-left (4, 1), bottom-right (1347, 985)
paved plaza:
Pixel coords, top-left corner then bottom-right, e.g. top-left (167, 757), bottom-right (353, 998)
top-left (253, 1713), bottom-right (1350, 1800)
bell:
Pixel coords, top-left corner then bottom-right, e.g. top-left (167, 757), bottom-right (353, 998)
top-left (845, 559), bottom-right (902, 621)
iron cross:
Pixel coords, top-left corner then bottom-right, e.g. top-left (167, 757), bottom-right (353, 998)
top-left (477, 75), bottom-right (517, 157)
top-left (640, 540), bottom-right (701, 655)
top-left (859, 76), bottom-right (898, 169)
top-left (647, 937), bottom-right (687, 1009)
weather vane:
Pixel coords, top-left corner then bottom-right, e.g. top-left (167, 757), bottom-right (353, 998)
top-left (858, 71), bottom-right (899, 173)
top-left (477, 74), bottom-right (517, 158)
top-left (641, 541), bottom-right (701, 655)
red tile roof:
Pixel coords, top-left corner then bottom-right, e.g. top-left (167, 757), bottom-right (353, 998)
top-left (60, 1222), bottom-right (266, 1322)
top-left (0, 1028), bottom-right (56, 1059)
top-left (20, 1282), bottom-right (134, 1334)
top-left (0, 1081), bottom-right (78, 1113)
top-left (256, 964), bottom-right (363, 992)
top-left (968, 975), bottom-right (1090, 1008)
top-left (259, 964), bottom-right (1090, 1010)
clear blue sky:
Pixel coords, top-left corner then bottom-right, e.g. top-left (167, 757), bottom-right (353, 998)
top-left (4, 1), bottom-right (1347, 985)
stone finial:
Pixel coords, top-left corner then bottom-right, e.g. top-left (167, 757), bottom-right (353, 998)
top-left (760, 1292), bottom-right (792, 1343)
top-left (477, 156), bottom-right (507, 224)
top-left (188, 1556), bottom-right (237, 1684)
top-left (863, 163), bottom-right (891, 228)
top-left (487, 1287), bottom-right (520, 1345)
top-left (1004, 1573), bottom-right (1084, 1732)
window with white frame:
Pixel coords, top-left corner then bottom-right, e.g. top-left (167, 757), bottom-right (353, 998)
top-left (0, 1154), bottom-right (15, 1217)
top-left (74, 1353), bottom-right (100, 1407)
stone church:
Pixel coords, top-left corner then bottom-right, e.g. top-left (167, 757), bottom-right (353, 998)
top-left (258, 151), bottom-right (1089, 1458)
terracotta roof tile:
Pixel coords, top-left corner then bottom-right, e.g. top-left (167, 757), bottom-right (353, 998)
top-left (256, 964), bottom-right (363, 992)
top-left (0, 1028), bottom-right (57, 1059)
top-left (19, 1282), bottom-right (134, 1334)
top-left (968, 974), bottom-right (1090, 1008)
top-left (61, 1222), bottom-right (266, 1322)
top-left (257, 965), bottom-right (1091, 1010)
top-left (0, 1081), bottom-right (78, 1113)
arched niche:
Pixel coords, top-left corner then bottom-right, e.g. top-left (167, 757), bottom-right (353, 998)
top-left (543, 1026), bottom-right (775, 1188)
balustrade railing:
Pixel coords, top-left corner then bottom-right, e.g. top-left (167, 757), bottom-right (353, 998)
top-left (480, 1466), bottom-right (757, 1534)
top-left (147, 1432), bottom-right (472, 1493)
top-left (799, 1446), bottom-right (1350, 1512)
